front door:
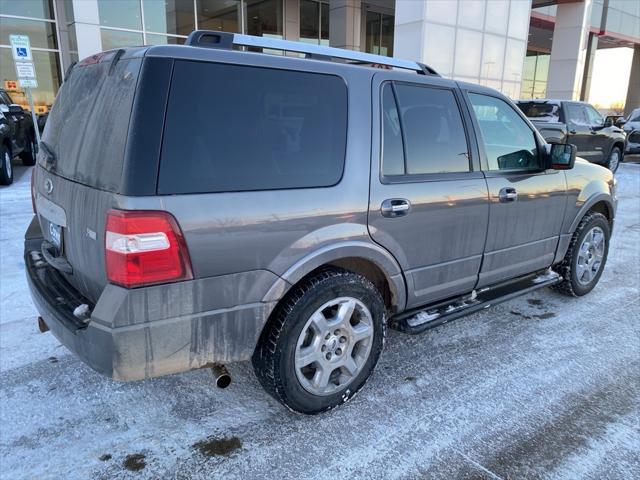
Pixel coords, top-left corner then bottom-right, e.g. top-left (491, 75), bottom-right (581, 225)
top-left (464, 90), bottom-right (567, 287)
top-left (368, 73), bottom-right (489, 308)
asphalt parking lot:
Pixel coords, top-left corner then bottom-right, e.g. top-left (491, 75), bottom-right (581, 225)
top-left (1, 160), bottom-right (639, 480)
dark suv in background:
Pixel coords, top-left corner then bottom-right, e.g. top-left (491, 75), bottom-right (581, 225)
top-left (516, 99), bottom-right (626, 172)
top-left (0, 89), bottom-right (38, 185)
top-left (26, 32), bottom-right (617, 414)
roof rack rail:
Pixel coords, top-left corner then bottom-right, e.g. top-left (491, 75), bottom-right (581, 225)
top-left (184, 30), bottom-right (440, 76)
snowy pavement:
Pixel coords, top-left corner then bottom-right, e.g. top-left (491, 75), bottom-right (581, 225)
top-left (1, 161), bottom-right (639, 479)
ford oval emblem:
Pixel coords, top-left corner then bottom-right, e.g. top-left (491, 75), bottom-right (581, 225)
top-left (44, 178), bottom-right (53, 194)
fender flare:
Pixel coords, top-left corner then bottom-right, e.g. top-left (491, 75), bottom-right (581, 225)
top-left (568, 193), bottom-right (614, 233)
top-left (262, 240), bottom-right (407, 312)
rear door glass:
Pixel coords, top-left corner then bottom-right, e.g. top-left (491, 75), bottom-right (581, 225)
top-left (389, 83), bottom-right (470, 175)
top-left (158, 61), bottom-right (348, 194)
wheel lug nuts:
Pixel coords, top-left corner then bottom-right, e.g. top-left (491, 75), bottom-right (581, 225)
top-left (325, 333), bottom-right (331, 340)
top-left (326, 353), bottom-right (332, 360)
top-left (335, 348), bottom-right (342, 355)
top-left (334, 329), bottom-right (340, 335)
top-left (339, 336), bottom-right (347, 343)
top-left (321, 345), bottom-right (326, 352)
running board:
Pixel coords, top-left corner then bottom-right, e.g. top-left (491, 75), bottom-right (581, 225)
top-left (390, 269), bottom-right (561, 335)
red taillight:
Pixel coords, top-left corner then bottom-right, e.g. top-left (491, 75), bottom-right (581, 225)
top-left (30, 169), bottom-right (36, 213)
top-left (105, 209), bottom-right (193, 288)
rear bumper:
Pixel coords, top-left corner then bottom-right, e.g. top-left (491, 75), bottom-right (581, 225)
top-left (25, 218), bottom-right (277, 381)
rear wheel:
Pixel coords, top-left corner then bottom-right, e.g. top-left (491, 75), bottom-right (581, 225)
top-left (252, 268), bottom-right (386, 414)
top-left (0, 144), bottom-right (13, 185)
top-left (606, 146), bottom-right (621, 173)
top-left (19, 134), bottom-right (36, 166)
top-left (552, 211), bottom-right (610, 296)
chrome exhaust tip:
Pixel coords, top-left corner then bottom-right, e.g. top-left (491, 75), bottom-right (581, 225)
top-left (211, 364), bottom-right (231, 388)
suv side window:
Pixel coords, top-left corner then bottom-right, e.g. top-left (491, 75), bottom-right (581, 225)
top-left (468, 93), bottom-right (539, 171)
top-left (566, 103), bottom-right (590, 127)
top-left (159, 61), bottom-right (348, 194)
top-left (585, 104), bottom-right (604, 127)
top-left (381, 82), bottom-right (470, 176)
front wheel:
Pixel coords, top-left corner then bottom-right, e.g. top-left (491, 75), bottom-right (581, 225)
top-left (0, 144), bottom-right (13, 185)
top-left (552, 212), bottom-right (610, 296)
top-left (606, 146), bottom-right (621, 173)
top-left (252, 268), bottom-right (386, 414)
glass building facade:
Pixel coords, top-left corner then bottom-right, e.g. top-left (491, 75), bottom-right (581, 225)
top-left (95, 0), bottom-right (284, 50)
top-left (0, 0), bottom-right (62, 113)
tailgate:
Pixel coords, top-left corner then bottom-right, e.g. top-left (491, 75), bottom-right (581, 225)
top-left (34, 170), bottom-right (116, 303)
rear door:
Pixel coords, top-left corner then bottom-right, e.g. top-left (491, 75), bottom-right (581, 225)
top-left (34, 52), bottom-right (144, 303)
top-left (368, 73), bottom-right (489, 308)
top-left (564, 102), bottom-right (595, 159)
top-left (464, 90), bottom-right (566, 287)
top-left (583, 103), bottom-right (611, 162)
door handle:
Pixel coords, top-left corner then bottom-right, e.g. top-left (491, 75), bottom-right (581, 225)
top-left (499, 187), bottom-right (518, 203)
top-left (569, 130), bottom-right (577, 135)
top-left (381, 198), bottom-right (411, 217)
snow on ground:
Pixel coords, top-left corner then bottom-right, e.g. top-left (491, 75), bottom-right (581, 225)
top-left (1, 160), bottom-right (639, 479)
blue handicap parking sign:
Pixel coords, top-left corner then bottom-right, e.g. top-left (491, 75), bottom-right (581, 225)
top-left (16, 47), bottom-right (28, 57)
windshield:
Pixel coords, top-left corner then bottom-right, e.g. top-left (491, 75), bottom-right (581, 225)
top-left (516, 102), bottom-right (560, 122)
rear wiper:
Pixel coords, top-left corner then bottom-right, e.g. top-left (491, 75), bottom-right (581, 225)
top-left (39, 141), bottom-right (56, 167)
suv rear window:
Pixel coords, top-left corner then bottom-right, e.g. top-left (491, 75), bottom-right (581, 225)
top-left (40, 56), bottom-right (142, 192)
top-left (516, 102), bottom-right (560, 122)
top-left (158, 61), bottom-right (348, 194)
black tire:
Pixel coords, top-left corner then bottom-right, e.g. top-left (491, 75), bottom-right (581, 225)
top-left (0, 144), bottom-right (13, 186)
top-left (552, 211), bottom-right (610, 297)
top-left (19, 134), bottom-right (36, 166)
top-left (252, 268), bottom-right (386, 414)
top-left (606, 146), bottom-right (621, 173)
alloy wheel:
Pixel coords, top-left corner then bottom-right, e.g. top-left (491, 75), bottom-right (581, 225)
top-left (576, 226), bottom-right (605, 285)
top-left (294, 297), bottom-right (374, 396)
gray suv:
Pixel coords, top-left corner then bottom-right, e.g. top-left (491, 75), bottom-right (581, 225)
top-left (26, 32), bottom-right (617, 414)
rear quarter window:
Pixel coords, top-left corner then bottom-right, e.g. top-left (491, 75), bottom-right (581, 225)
top-left (158, 61), bottom-right (348, 194)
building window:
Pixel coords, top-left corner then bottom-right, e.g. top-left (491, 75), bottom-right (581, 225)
top-left (300, 0), bottom-right (329, 46)
top-left (0, 0), bottom-right (54, 19)
top-left (245, 0), bottom-right (283, 39)
top-left (0, 0), bottom-right (61, 114)
top-left (521, 51), bottom-right (550, 99)
top-left (100, 29), bottom-right (144, 50)
top-left (197, 0), bottom-right (242, 33)
top-left (98, 0), bottom-right (143, 30)
top-left (143, 0), bottom-right (195, 36)
top-left (365, 10), bottom-right (393, 57)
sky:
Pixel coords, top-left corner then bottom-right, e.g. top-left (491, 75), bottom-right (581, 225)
top-left (588, 47), bottom-right (635, 110)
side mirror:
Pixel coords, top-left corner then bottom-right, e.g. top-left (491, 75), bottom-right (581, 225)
top-left (8, 104), bottom-right (24, 114)
top-left (546, 142), bottom-right (576, 170)
top-left (615, 117), bottom-right (627, 128)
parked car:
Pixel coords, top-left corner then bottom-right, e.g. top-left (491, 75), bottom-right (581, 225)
top-left (0, 89), bottom-right (38, 185)
top-left (626, 130), bottom-right (640, 155)
top-left (26, 32), bottom-right (617, 414)
top-left (622, 107), bottom-right (640, 134)
top-left (516, 99), bottom-right (626, 172)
